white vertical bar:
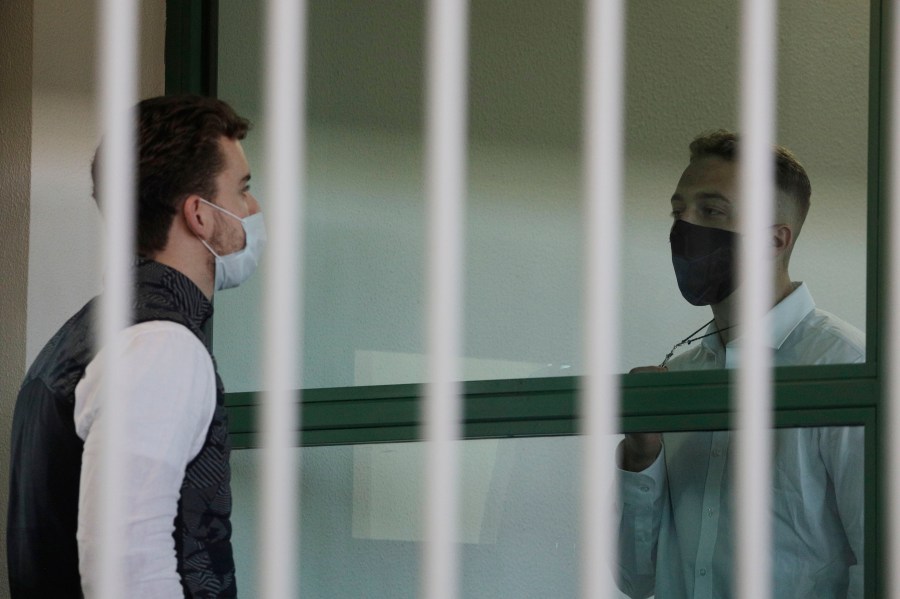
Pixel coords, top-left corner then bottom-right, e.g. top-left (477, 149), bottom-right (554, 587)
top-left (96, 1), bottom-right (138, 598)
top-left (736, 0), bottom-right (776, 598)
top-left (262, 0), bottom-right (306, 597)
top-left (581, 0), bottom-right (625, 597)
top-left (888, 2), bottom-right (900, 597)
top-left (423, 0), bottom-right (468, 598)
top-left (98, 0), bottom-right (138, 599)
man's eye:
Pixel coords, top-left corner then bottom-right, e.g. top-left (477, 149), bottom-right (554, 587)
top-left (670, 210), bottom-right (682, 219)
top-left (703, 207), bottom-right (724, 217)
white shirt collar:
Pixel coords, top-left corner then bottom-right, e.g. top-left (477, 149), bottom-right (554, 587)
top-left (765, 281), bottom-right (816, 348)
top-left (697, 282), bottom-right (816, 360)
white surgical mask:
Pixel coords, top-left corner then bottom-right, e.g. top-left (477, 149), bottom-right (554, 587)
top-left (198, 198), bottom-right (267, 291)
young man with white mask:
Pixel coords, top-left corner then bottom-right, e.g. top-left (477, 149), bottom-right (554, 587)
top-left (8, 95), bottom-right (264, 598)
top-left (616, 131), bottom-right (864, 599)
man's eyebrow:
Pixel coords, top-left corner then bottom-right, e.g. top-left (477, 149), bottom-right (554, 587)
top-left (696, 191), bottom-right (731, 203)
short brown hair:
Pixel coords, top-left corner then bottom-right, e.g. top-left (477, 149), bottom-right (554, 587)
top-left (92, 95), bottom-right (250, 256)
top-left (689, 129), bottom-right (811, 228)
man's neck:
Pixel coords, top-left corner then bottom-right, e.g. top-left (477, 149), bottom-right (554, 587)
top-left (710, 274), bottom-right (796, 345)
top-left (710, 297), bottom-right (736, 344)
top-left (148, 245), bottom-right (216, 300)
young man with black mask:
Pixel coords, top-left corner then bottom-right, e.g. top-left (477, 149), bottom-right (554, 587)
top-left (7, 95), bottom-right (265, 598)
top-left (616, 130), bottom-right (864, 599)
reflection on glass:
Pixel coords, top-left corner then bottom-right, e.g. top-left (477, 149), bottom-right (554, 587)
top-left (617, 427), bottom-right (864, 599)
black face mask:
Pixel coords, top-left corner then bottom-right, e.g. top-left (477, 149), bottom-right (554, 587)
top-left (670, 219), bottom-right (738, 306)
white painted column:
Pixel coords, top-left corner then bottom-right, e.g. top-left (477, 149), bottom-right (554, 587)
top-left (580, 0), bottom-right (625, 597)
top-left (422, 0), bottom-right (469, 598)
top-left (261, 0), bottom-right (306, 597)
top-left (96, 0), bottom-right (138, 597)
top-left (735, 0), bottom-right (777, 597)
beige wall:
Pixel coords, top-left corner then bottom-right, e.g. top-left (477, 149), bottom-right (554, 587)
top-left (0, 2), bottom-right (33, 593)
top-left (1, 2), bottom-right (165, 596)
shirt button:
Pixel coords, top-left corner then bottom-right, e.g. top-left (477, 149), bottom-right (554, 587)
top-left (640, 485), bottom-right (649, 493)
top-left (707, 508), bottom-right (716, 517)
top-left (699, 568), bottom-right (707, 576)
top-left (712, 448), bottom-right (723, 457)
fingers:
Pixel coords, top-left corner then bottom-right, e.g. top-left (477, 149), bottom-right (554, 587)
top-left (629, 365), bottom-right (668, 374)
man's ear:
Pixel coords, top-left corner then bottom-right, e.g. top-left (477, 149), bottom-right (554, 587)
top-left (182, 195), bottom-right (211, 238)
top-left (772, 224), bottom-right (793, 259)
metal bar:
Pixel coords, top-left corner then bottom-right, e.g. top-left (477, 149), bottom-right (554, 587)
top-left (735, 0), bottom-right (777, 597)
top-left (96, 0), bottom-right (139, 597)
top-left (261, 0), bottom-right (306, 597)
top-left (580, 0), bottom-right (625, 597)
top-left (422, 0), bottom-right (469, 597)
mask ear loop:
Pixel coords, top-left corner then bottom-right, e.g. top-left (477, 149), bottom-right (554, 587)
top-left (198, 238), bottom-right (222, 258)
top-left (199, 197), bottom-right (244, 222)
top-left (195, 198), bottom-right (243, 259)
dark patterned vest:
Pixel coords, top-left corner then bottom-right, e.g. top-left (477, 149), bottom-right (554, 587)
top-left (7, 259), bottom-right (236, 598)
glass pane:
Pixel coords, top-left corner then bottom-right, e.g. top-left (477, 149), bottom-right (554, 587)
top-left (621, 1), bottom-right (869, 371)
top-left (230, 426), bottom-right (864, 597)
top-left (617, 426), bottom-right (864, 599)
top-left (232, 437), bottom-right (590, 598)
top-left (214, 0), bottom-right (869, 390)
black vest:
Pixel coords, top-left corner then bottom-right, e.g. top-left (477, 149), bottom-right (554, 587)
top-left (7, 259), bottom-right (236, 598)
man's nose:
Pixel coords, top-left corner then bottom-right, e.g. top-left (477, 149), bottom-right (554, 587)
top-left (678, 208), bottom-right (701, 225)
top-left (247, 194), bottom-right (261, 216)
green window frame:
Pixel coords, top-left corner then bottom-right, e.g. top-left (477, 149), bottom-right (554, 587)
top-left (165, 0), bottom-right (890, 594)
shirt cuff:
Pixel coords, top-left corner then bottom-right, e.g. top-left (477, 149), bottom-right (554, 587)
top-left (618, 441), bottom-right (666, 505)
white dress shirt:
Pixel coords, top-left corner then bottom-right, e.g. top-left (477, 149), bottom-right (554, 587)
top-left (617, 283), bottom-right (865, 599)
top-left (74, 320), bottom-right (217, 598)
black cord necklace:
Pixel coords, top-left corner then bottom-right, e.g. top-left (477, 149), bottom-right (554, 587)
top-left (659, 318), bottom-right (736, 367)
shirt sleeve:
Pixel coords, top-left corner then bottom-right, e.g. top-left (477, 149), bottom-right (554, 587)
top-left (616, 439), bottom-right (667, 599)
top-left (818, 426), bottom-right (865, 599)
top-left (74, 321), bottom-right (217, 598)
